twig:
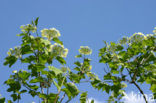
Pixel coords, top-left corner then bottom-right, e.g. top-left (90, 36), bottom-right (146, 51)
top-left (60, 93), bottom-right (66, 103)
top-left (133, 81), bottom-right (148, 103)
top-left (54, 75), bottom-right (67, 103)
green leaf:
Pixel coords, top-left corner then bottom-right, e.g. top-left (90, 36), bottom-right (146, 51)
top-left (16, 33), bottom-right (26, 37)
top-left (21, 55), bottom-right (36, 63)
top-left (52, 37), bottom-right (63, 45)
top-left (29, 77), bottom-right (44, 83)
top-left (62, 88), bottom-right (72, 99)
top-left (11, 94), bottom-right (18, 101)
top-left (35, 17), bottom-right (39, 26)
top-left (18, 71), bottom-right (30, 81)
top-left (35, 64), bottom-right (45, 72)
top-left (62, 82), bottom-right (80, 99)
top-left (150, 84), bottom-right (156, 92)
top-left (0, 98), bottom-right (5, 103)
top-left (56, 56), bottom-right (66, 64)
top-left (80, 92), bottom-right (87, 103)
top-left (69, 72), bottom-right (80, 83)
top-left (29, 90), bottom-right (38, 97)
top-left (99, 47), bottom-right (106, 56)
top-left (75, 54), bottom-right (82, 58)
top-left (4, 56), bottom-right (17, 67)
top-left (47, 93), bottom-right (57, 102)
top-left (21, 45), bottom-right (33, 55)
top-left (66, 82), bottom-right (79, 96)
top-left (74, 61), bottom-right (81, 67)
top-left (28, 85), bottom-right (39, 90)
top-left (48, 66), bottom-right (63, 76)
top-left (5, 80), bottom-right (21, 92)
top-left (8, 100), bottom-right (13, 103)
top-left (39, 93), bottom-right (47, 99)
top-left (111, 70), bottom-right (119, 74)
top-left (20, 90), bottom-right (27, 94)
top-left (116, 45), bottom-right (123, 51)
top-left (91, 100), bottom-right (94, 103)
top-left (91, 79), bottom-right (101, 87)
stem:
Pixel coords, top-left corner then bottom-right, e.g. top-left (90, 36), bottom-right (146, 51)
top-left (60, 93), bottom-right (66, 103)
top-left (46, 78), bottom-right (49, 103)
top-left (34, 38), bottom-right (46, 103)
top-left (17, 97), bottom-right (19, 103)
top-left (54, 75), bottom-right (67, 103)
top-left (126, 66), bottom-right (147, 102)
top-left (133, 81), bottom-right (148, 103)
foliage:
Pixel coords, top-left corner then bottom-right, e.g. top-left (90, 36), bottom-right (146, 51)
top-left (1, 18), bottom-right (96, 103)
top-left (95, 32), bottom-right (156, 103)
top-left (1, 18), bottom-right (156, 103)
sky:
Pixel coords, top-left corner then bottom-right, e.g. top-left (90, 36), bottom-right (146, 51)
top-left (0, 0), bottom-right (156, 103)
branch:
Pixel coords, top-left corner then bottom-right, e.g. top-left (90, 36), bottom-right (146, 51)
top-left (132, 81), bottom-right (148, 103)
top-left (60, 93), bottom-right (66, 103)
top-left (79, 79), bottom-right (91, 83)
top-left (54, 75), bottom-right (67, 103)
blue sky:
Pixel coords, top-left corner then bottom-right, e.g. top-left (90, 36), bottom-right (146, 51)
top-left (0, 0), bottom-right (156, 103)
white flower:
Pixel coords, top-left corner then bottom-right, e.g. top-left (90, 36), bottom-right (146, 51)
top-left (61, 48), bottom-right (68, 57)
top-left (14, 46), bottom-right (22, 58)
top-left (12, 70), bottom-right (17, 73)
top-left (153, 27), bottom-right (156, 34)
top-left (50, 43), bottom-right (68, 58)
top-left (41, 28), bottom-right (61, 40)
top-left (7, 48), bottom-right (13, 56)
top-left (130, 32), bottom-right (145, 43)
top-left (7, 47), bottom-right (21, 58)
top-left (145, 34), bottom-right (153, 39)
top-left (79, 46), bottom-right (92, 55)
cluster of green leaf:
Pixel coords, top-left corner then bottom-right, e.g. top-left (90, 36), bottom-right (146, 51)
top-left (97, 32), bottom-right (156, 103)
top-left (1, 18), bottom-right (156, 103)
top-left (1, 18), bottom-right (96, 103)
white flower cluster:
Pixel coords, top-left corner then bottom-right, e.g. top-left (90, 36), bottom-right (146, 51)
top-left (49, 43), bottom-right (68, 58)
top-left (130, 32), bottom-right (146, 43)
top-left (41, 28), bottom-right (60, 40)
top-left (7, 46), bottom-right (21, 58)
top-left (153, 27), bottom-right (156, 34)
top-left (12, 70), bottom-right (17, 73)
top-left (79, 46), bottom-right (92, 55)
top-left (20, 24), bottom-right (37, 33)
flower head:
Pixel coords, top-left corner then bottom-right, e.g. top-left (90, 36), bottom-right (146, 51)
top-left (145, 34), bottom-right (153, 40)
top-left (130, 32), bottom-right (145, 43)
top-left (12, 70), bottom-right (17, 73)
top-left (20, 24), bottom-right (37, 33)
top-left (41, 28), bottom-right (61, 40)
top-left (50, 43), bottom-right (68, 58)
top-left (14, 46), bottom-right (22, 58)
top-left (79, 46), bottom-right (92, 55)
top-left (7, 48), bottom-right (13, 56)
top-left (7, 47), bottom-right (21, 58)
top-left (153, 27), bottom-right (156, 34)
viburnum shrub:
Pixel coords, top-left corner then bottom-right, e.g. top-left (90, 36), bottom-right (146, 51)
top-left (1, 18), bottom-right (97, 103)
top-left (94, 31), bottom-right (156, 103)
top-left (0, 18), bottom-right (156, 103)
